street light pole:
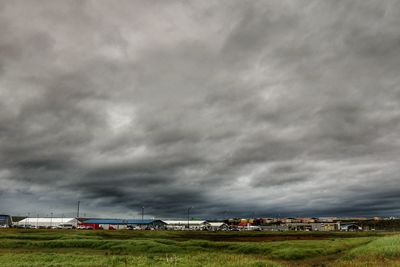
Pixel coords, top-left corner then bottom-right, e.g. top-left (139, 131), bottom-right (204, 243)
top-left (187, 207), bottom-right (192, 229)
top-left (77, 201), bottom-right (80, 218)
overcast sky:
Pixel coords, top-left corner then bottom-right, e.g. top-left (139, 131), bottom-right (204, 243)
top-left (1, 0), bottom-right (400, 219)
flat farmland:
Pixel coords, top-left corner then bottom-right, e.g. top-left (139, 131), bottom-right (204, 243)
top-left (1, 229), bottom-right (399, 266)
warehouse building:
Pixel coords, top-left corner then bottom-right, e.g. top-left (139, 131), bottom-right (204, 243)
top-left (15, 217), bottom-right (78, 228)
top-left (207, 222), bottom-right (229, 231)
top-left (127, 219), bottom-right (166, 229)
top-left (79, 219), bottom-right (166, 230)
top-left (163, 220), bottom-right (208, 230)
top-left (340, 223), bottom-right (362, 231)
top-left (0, 215), bottom-right (13, 228)
top-left (286, 222), bottom-right (340, 231)
top-left (79, 219), bottom-right (126, 230)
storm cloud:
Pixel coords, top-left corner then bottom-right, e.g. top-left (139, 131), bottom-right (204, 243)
top-left (1, 0), bottom-right (400, 218)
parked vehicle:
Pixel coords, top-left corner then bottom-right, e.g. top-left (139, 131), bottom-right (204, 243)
top-left (77, 225), bottom-right (94, 230)
top-left (16, 224), bottom-right (35, 229)
top-left (127, 225), bottom-right (142, 230)
top-left (57, 224), bottom-right (75, 229)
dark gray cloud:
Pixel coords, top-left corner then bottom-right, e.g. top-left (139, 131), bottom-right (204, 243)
top-left (1, 0), bottom-right (400, 218)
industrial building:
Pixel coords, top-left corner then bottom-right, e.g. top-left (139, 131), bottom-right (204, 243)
top-left (163, 220), bottom-right (208, 230)
top-left (0, 215), bottom-right (12, 228)
top-left (207, 222), bottom-right (229, 231)
top-left (79, 219), bottom-right (166, 230)
top-left (287, 222), bottom-right (340, 231)
top-left (340, 223), bottom-right (362, 231)
top-left (15, 217), bottom-right (78, 228)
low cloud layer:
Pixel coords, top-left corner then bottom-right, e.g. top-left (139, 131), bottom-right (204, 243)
top-left (1, 0), bottom-right (400, 218)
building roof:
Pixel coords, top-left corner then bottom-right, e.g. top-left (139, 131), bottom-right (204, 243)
top-left (82, 219), bottom-right (127, 225)
top-left (17, 218), bottom-right (76, 224)
top-left (127, 219), bottom-right (164, 225)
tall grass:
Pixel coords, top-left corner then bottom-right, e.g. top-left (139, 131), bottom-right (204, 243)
top-left (328, 235), bottom-right (400, 266)
top-left (0, 253), bottom-right (283, 267)
top-left (344, 235), bottom-right (400, 259)
top-left (0, 231), bottom-right (373, 260)
top-left (0, 229), bottom-right (396, 266)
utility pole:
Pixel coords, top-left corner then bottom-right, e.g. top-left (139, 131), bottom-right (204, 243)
top-left (77, 201), bottom-right (80, 218)
top-left (187, 207), bottom-right (192, 229)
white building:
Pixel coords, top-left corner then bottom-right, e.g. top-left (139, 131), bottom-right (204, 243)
top-left (339, 223), bottom-right (362, 231)
top-left (163, 220), bottom-right (207, 230)
top-left (16, 217), bottom-right (78, 228)
top-left (207, 222), bottom-right (229, 231)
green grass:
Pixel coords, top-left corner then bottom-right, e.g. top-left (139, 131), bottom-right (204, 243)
top-left (0, 229), bottom-right (398, 266)
top-left (330, 235), bottom-right (400, 266)
top-left (0, 253), bottom-right (282, 267)
top-left (346, 234), bottom-right (400, 259)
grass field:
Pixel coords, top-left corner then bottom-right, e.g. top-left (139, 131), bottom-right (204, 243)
top-left (0, 229), bottom-right (399, 266)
